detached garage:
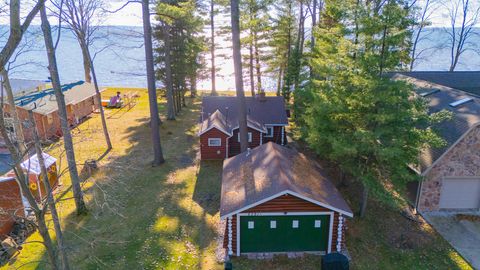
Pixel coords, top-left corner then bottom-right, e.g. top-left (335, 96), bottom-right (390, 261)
top-left (220, 142), bottom-right (353, 256)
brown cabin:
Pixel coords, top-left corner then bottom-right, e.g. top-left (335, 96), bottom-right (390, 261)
top-left (220, 143), bottom-right (353, 256)
top-left (198, 96), bottom-right (288, 160)
top-left (3, 81), bottom-right (101, 144)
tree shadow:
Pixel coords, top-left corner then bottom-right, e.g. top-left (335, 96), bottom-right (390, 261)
top-left (193, 161), bottom-right (223, 216)
top-left (30, 96), bottom-right (222, 269)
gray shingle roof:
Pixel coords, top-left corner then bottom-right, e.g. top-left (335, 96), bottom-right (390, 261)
top-left (199, 96), bottom-right (288, 135)
top-left (220, 142), bottom-right (353, 218)
top-left (15, 81), bottom-right (99, 115)
top-left (395, 71), bottom-right (480, 95)
top-left (392, 74), bottom-right (480, 172)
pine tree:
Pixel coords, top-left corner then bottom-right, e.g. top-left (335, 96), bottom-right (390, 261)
top-left (294, 0), bottom-right (450, 216)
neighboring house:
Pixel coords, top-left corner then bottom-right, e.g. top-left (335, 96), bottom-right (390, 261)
top-left (199, 95), bottom-right (288, 159)
top-left (221, 142), bottom-right (353, 256)
top-left (0, 153), bottom-right (58, 236)
top-left (0, 79), bottom-right (48, 150)
top-left (3, 81), bottom-right (101, 142)
top-left (392, 73), bottom-right (480, 212)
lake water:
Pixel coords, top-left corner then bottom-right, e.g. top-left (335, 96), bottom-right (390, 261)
top-left (0, 26), bottom-right (479, 174)
top-left (3, 26), bottom-right (479, 91)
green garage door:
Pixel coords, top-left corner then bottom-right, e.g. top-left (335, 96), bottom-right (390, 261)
top-left (240, 214), bottom-right (330, 253)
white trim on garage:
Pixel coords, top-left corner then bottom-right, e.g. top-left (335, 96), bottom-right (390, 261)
top-left (221, 190), bottom-right (354, 219)
top-left (236, 211), bottom-right (334, 256)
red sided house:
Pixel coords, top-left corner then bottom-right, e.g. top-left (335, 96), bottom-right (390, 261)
top-left (199, 96), bottom-right (288, 159)
top-left (0, 153), bottom-right (58, 236)
top-left (221, 142), bottom-right (353, 256)
top-left (3, 81), bottom-right (101, 143)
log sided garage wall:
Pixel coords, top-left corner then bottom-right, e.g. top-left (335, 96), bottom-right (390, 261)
top-left (418, 124), bottom-right (480, 211)
top-left (223, 194), bottom-right (348, 256)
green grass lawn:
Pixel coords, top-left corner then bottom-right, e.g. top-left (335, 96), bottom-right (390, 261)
top-left (1, 89), bottom-right (472, 269)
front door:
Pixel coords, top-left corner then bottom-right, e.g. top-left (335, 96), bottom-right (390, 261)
top-left (239, 214), bottom-right (330, 253)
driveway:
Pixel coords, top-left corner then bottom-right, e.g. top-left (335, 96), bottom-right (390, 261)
top-left (423, 212), bottom-right (480, 269)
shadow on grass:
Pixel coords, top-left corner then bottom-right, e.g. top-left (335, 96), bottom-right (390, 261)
top-left (33, 97), bottom-right (222, 269)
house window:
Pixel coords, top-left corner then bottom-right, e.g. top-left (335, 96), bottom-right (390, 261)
top-left (248, 221), bottom-right (254, 229)
top-left (292, 220), bottom-right (299, 228)
top-left (237, 132), bottom-right (252, 143)
top-left (265, 126), bottom-right (274, 138)
top-left (208, 138), bottom-right (222, 147)
top-left (315, 220), bottom-right (321, 228)
top-left (270, 220), bottom-right (276, 229)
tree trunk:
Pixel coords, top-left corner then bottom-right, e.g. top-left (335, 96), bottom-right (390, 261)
top-left (210, 0), bottom-right (217, 96)
top-left (253, 31), bottom-right (262, 93)
top-left (29, 110), bottom-right (70, 270)
top-left (164, 24), bottom-right (175, 120)
top-left (79, 43), bottom-right (92, 83)
top-left (0, 70), bottom-right (25, 153)
top-left (231, 0), bottom-right (249, 153)
top-left (36, 213), bottom-right (60, 270)
top-left (85, 46), bottom-right (112, 151)
top-left (360, 184), bottom-right (368, 218)
top-left (293, 1), bottom-right (305, 92)
top-left (142, 0), bottom-right (165, 166)
top-left (310, 0), bottom-right (317, 76)
top-left (40, 5), bottom-right (88, 215)
top-left (190, 74), bottom-right (197, 98)
top-left (249, 38), bottom-right (255, 97)
top-left (276, 65), bottom-right (283, 96)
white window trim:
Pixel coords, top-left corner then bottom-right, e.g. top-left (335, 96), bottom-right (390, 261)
top-left (270, 220), bottom-right (276, 229)
top-left (237, 132), bottom-right (252, 143)
top-left (292, 220), bottom-right (299, 228)
top-left (248, 221), bottom-right (254, 229)
top-left (315, 220), bottom-right (321, 228)
top-left (208, 138), bottom-right (222, 147)
top-left (264, 126), bottom-right (274, 138)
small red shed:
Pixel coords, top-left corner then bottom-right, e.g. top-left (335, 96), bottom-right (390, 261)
top-left (221, 143), bottom-right (353, 256)
top-left (6, 153), bottom-right (58, 203)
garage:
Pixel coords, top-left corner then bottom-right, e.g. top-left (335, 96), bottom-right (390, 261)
top-left (220, 143), bottom-right (353, 256)
top-left (239, 214), bottom-right (331, 253)
top-left (439, 178), bottom-right (480, 210)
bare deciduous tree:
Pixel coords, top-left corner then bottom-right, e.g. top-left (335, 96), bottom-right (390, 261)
top-left (444, 0), bottom-right (480, 71)
top-left (40, 4), bottom-right (88, 215)
top-left (51, 0), bottom-right (113, 150)
top-left (410, 0), bottom-right (438, 70)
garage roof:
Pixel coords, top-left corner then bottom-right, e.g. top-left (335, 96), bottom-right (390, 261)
top-left (220, 142), bottom-right (354, 219)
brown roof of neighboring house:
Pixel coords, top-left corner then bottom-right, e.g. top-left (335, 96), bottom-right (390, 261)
top-left (391, 74), bottom-right (480, 173)
top-left (220, 142), bottom-right (353, 218)
top-left (199, 96), bottom-right (288, 135)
